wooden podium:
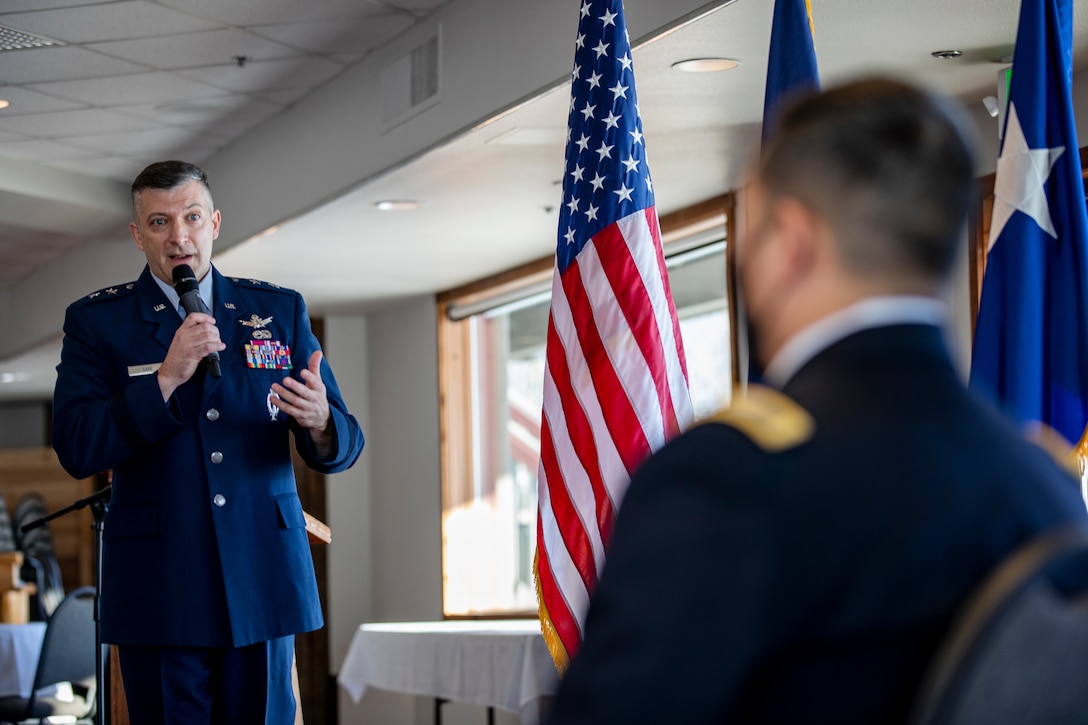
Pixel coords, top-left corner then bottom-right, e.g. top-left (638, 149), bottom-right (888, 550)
top-left (109, 512), bottom-right (331, 724)
top-left (0, 552), bottom-right (35, 624)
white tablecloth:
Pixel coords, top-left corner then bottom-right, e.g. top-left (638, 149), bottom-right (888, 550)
top-left (338, 620), bottom-right (560, 724)
top-left (0, 622), bottom-right (46, 698)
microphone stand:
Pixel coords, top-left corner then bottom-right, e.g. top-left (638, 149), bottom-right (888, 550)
top-left (21, 485), bottom-right (112, 725)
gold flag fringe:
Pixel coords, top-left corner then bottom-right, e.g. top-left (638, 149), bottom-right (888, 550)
top-left (534, 547), bottom-right (571, 675)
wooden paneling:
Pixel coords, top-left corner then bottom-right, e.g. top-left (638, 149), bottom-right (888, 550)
top-left (0, 447), bottom-right (94, 591)
top-left (293, 316), bottom-right (329, 725)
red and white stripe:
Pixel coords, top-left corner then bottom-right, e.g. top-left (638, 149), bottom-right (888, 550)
top-left (535, 207), bottom-right (692, 670)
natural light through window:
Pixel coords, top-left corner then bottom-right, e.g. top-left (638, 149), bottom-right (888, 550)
top-left (440, 220), bottom-right (733, 617)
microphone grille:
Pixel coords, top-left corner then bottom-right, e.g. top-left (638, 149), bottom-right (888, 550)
top-left (171, 262), bottom-right (198, 283)
top-left (172, 264), bottom-right (198, 290)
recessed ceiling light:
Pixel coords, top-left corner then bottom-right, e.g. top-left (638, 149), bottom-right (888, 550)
top-left (931, 50), bottom-right (963, 60)
top-left (0, 100), bottom-right (10, 111)
top-left (671, 58), bottom-right (740, 73)
top-left (375, 200), bottom-right (422, 212)
top-left (0, 372), bottom-right (28, 384)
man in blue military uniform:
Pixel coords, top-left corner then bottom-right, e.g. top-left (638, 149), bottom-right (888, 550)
top-left (546, 80), bottom-right (1088, 723)
top-left (52, 160), bottom-right (364, 723)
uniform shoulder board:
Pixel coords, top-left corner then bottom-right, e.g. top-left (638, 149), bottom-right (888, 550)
top-left (1028, 423), bottom-right (1082, 479)
top-left (229, 277), bottom-right (291, 294)
top-left (699, 384), bottom-right (814, 452)
top-left (75, 282), bottom-right (137, 306)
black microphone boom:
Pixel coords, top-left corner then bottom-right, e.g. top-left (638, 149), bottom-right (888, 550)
top-left (171, 264), bottom-right (222, 378)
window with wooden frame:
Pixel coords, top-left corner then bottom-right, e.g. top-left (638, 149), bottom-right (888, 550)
top-left (437, 194), bottom-right (737, 617)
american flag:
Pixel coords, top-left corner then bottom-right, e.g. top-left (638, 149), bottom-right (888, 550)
top-left (534, 0), bottom-right (693, 672)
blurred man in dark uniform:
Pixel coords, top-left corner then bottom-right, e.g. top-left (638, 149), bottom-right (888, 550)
top-left (52, 160), bottom-right (364, 724)
top-left (546, 79), bottom-right (1088, 724)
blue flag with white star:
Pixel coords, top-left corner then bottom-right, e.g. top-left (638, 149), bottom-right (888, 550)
top-left (970, 0), bottom-right (1088, 446)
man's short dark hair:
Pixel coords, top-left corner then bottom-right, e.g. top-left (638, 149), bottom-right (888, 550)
top-left (759, 78), bottom-right (977, 284)
top-left (130, 160), bottom-right (213, 218)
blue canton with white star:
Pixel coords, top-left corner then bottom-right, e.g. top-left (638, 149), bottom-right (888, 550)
top-left (556, 0), bottom-right (653, 274)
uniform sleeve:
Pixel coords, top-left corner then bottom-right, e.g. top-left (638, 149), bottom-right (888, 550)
top-left (51, 303), bottom-right (184, 480)
top-left (287, 291), bottom-right (365, 473)
top-left (545, 426), bottom-right (800, 724)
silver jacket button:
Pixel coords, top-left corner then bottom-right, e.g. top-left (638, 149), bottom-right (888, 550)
top-left (213, 494), bottom-right (226, 507)
top-left (206, 408), bottom-right (220, 421)
top-left (210, 451), bottom-right (224, 464)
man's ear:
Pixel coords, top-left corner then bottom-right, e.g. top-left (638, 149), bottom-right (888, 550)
top-left (770, 197), bottom-right (821, 282)
top-left (129, 221), bottom-right (144, 251)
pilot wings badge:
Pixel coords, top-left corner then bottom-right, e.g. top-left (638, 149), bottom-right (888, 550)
top-left (240, 314), bottom-right (273, 339)
top-left (240, 314), bottom-right (273, 330)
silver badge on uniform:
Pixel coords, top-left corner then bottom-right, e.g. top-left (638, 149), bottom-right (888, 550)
top-left (241, 314), bottom-right (272, 330)
top-left (267, 390), bottom-right (280, 421)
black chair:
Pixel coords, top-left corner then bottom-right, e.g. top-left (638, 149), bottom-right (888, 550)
top-left (0, 497), bottom-right (15, 554)
top-left (0, 586), bottom-right (97, 724)
top-left (11, 495), bottom-right (65, 620)
top-left (909, 525), bottom-right (1088, 725)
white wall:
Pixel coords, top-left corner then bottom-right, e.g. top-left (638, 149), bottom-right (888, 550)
top-left (330, 296), bottom-right (446, 723)
top-left (363, 296), bottom-right (444, 623)
top-left (0, 402), bottom-right (48, 449)
top-left (324, 315), bottom-right (374, 675)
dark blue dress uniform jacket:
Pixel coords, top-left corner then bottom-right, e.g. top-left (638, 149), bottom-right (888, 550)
top-left (52, 265), bottom-right (364, 648)
top-left (547, 324), bottom-right (1088, 725)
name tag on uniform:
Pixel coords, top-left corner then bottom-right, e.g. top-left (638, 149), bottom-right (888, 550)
top-left (245, 340), bottom-right (293, 369)
top-left (127, 363), bottom-right (162, 377)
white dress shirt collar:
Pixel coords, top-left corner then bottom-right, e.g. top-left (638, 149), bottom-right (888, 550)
top-left (150, 266), bottom-right (215, 319)
top-left (762, 296), bottom-right (949, 388)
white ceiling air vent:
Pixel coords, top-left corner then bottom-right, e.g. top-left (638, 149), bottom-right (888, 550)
top-left (381, 29), bottom-right (441, 129)
top-left (0, 25), bottom-right (63, 51)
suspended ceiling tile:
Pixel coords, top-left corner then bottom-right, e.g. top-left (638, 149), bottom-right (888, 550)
top-left (330, 53), bottom-right (365, 66)
top-left (0, 227), bottom-right (82, 252)
top-left (381, 0), bottom-right (450, 13)
top-left (0, 0), bottom-right (104, 10)
top-left (0, 108), bottom-right (164, 138)
top-left (0, 46), bottom-right (146, 84)
top-left (2, 1), bottom-right (222, 44)
top-left (248, 13), bottom-right (415, 56)
top-left (87, 28), bottom-right (306, 70)
top-left (177, 56), bottom-right (345, 94)
top-left (0, 138), bottom-right (99, 160)
top-left (60, 125), bottom-right (210, 156)
top-left (250, 87), bottom-right (312, 106)
top-left (0, 86), bottom-right (84, 115)
top-left (0, 129), bottom-right (31, 144)
top-left (26, 72), bottom-right (230, 106)
top-left (115, 95), bottom-right (284, 131)
top-left (47, 155), bottom-right (153, 183)
top-left (169, 137), bottom-right (229, 164)
top-left (154, 0), bottom-right (395, 26)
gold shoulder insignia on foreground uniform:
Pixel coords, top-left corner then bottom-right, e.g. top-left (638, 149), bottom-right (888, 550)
top-left (1027, 422), bottom-right (1082, 479)
top-left (700, 384), bottom-right (814, 452)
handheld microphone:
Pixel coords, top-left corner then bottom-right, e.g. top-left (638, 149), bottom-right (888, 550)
top-left (172, 264), bottom-right (222, 378)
